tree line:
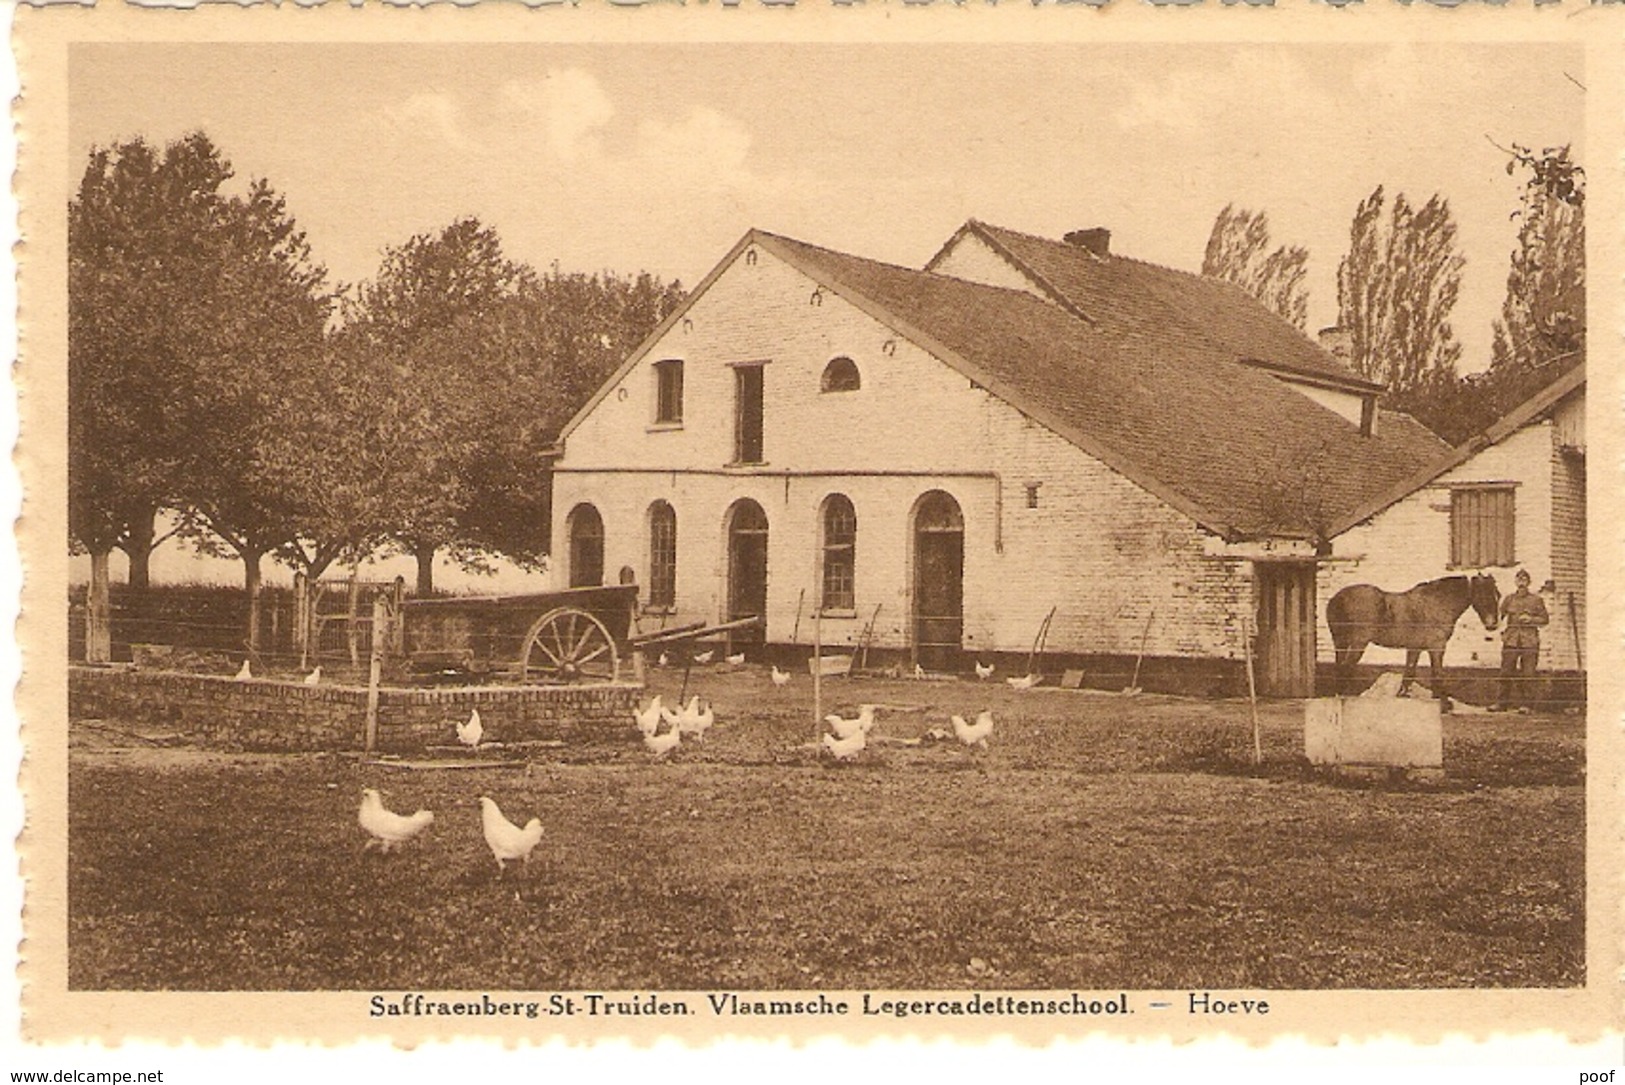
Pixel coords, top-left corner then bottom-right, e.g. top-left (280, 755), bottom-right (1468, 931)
top-left (69, 131), bottom-right (685, 657)
top-left (1202, 143), bottom-right (1584, 445)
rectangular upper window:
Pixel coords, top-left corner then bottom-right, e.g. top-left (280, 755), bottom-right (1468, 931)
top-left (654, 360), bottom-right (683, 425)
top-left (734, 363), bottom-right (764, 464)
top-left (1450, 485), bottom-right (1515, 567)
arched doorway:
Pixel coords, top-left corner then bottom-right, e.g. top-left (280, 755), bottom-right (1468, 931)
top-left (566, 503), bottom-right (604, 588)
top-left (726, 499), bottom-right (769, 644)
top-left (912, 490), bottom-right (964, 671)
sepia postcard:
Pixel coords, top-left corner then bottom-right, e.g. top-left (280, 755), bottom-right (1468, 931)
top-left (8, 0), bottom-right (1623, 1063)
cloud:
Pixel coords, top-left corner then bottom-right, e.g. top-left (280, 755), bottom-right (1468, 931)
top-left (633, 107), bottom-right (753, 180)
top-left (1112, 50), bottom-right (1335, 137)
top-left (495, 69), bottom-right (762, 194)
top-left (502, 68), bottom-right (615, 164)
top-left (383, 91), bottom-right (471, 152)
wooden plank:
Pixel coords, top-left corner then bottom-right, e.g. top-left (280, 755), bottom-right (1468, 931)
top-left (629, 620), bottom-right (707, 646)
top-left (363, 759), bottom-right (529, 772)
top-left (634, 615), bottom-right (762, 648)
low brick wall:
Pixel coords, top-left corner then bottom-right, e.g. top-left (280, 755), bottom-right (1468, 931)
top-left (69, 665), bottom-right (641, 753)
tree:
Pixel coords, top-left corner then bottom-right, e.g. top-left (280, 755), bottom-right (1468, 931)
top-left (141, 138), bottom-right (331, 654)
top-left (69, 134), bottom-right (227, 601)
top-left (451, 267), bottom-right (687, 566)
top-left (1335, 186), bottom-right (1465, 405)
top-left (1201, 204), bottom-right (1310, 330)
top-left (341, 217), bottom-right (535, 595)
top-left (1490, 143), bottom-right (1584, 373)
top-left (1383, 147), bottom-right (1584, 446)
top-left (70, 133), bottom-right (329, 657)
top-left (343, 220), bottom-right (687, 595)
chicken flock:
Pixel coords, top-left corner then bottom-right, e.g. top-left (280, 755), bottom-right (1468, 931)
top-left (358, 661), bottom-right (1004, 867)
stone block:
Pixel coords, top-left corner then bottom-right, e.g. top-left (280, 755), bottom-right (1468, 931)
top-left (1304, 696), bottom-right (1442, 769)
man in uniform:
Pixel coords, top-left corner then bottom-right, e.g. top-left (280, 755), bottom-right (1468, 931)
top-left (1495, 568), bottom-right (1549, 712)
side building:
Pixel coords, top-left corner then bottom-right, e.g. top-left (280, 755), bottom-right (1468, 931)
top-left (551, 220), bottom-right (1450, 695)
top-left (1323, 361), bottom-right (1586, 692)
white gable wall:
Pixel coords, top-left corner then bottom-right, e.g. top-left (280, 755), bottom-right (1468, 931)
top-left (555, 242), bottom-right (1250, 665)
top-left (1281, 379), bottom-right (1364, 426)
top-left (562, 248), bottom-right (992, 474)
top-left (927, 233), bottom-right (1051, 298)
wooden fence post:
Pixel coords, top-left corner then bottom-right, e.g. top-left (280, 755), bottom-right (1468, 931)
top-left (293, 572), bottom-right (309, 670)
top-left (345, 570), bottom-right (362, 669)
top-left (364, 594), bottom-right (386, 758)
top-left (390, 577), bottom-right (407, 656)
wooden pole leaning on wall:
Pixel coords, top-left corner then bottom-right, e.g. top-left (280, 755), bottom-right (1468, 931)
top-left (1241, 612), bottom-right (1262, 766)
top-left (364, 593), bottom-right (386, 758)
top-left (813, 599), bottom-right (823, 743)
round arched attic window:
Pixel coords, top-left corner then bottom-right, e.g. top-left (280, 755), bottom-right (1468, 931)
top-left (821, 356), bottom-right (861, 393)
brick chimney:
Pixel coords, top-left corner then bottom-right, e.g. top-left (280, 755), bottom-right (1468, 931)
top-left (1317, 325), bottom-right (1353, 365)
top-left (1062, 228), bottom-right (1111, 257)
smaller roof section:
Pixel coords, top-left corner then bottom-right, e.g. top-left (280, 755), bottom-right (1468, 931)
top-left (1327, 358), bottom-right (1586, 538)
top-left (928, 220), bottom-right (1384, 395)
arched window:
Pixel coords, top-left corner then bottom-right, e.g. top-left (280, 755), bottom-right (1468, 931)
top-left (648, 501), bottom-right (677, 610)
top-left (820, 356), bottom-right (861, 393)
top-left (820, 494), bottom-right (857, 612)
top-left (566, 503), bottom-right (605, 588)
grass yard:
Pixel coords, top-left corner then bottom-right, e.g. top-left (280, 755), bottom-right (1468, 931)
top-left (68, 667), bottom-right (1585, 991)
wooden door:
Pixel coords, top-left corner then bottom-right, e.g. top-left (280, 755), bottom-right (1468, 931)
top-left (567, 504), bottom-right (604, 588)
top-left (727, 500), bottom-right (768, 644)
top-left (913, 491), bottom-right (964, 672)
top-left (1255, 561), bottom-right (1317, 698)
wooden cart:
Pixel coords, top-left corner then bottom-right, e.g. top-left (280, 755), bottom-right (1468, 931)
top-left (399, 584), bottom-right (639, 684)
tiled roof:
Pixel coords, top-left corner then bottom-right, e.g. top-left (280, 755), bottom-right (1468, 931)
top-left (948, 221), bottom-right (1383, 392)
top-left (756, 229), bottom-right (1451, 541)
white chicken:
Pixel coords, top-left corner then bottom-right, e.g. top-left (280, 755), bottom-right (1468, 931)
top-left (661, 695), bottom-right (701, 731)
top-left (913, 663), bottom-right (927, 679)
top-left (679, 701), bottom-right (715, 742)
top-left (456, 707), bottom-right (484, 748)
top-left (358, 788), bottom-right (434, 853)
top-left (478, 796), bottom-right (544, 873)
top-left (303, 665), bottom-right (322, 686)
top-left (1007, 673), bottom-right (1039, 690)
top-left (658, 652), bottom-right (670, 667)
top-left (634, 695), bottom-right (664, 737)
top-left (824, 704), bottom-right (876, 740)
top-left (952, 710), bottom-right (996, 750)
top-left (974, 661), bottom-right (995, 681)
top-left (725, 652), bottom-right (746, 666)
top-left (771, 665), bottom-right (791, 687)
top-left (693, 650), bottom-right (715, 665)
top-left (644, 721), bottom-right (682, 758)
top-left (822, 728), bottom-right (867, 761)
top-left (234, 659), bottom-right (253, 681)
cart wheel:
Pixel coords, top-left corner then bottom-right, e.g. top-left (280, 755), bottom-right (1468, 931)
top-left (519, 607), bottom-right (620, 684)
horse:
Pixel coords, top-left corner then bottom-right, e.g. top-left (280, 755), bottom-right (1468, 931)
top-left (1325, 574), bottom-right (1501, 702)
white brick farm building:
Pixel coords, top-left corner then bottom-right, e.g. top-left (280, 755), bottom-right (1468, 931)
top-left (1323, 362), bottom-right (1586, 679)
top-left (550, 221), bottom-right (1453, 696)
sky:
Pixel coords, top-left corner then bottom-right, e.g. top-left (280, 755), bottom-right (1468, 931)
top-left (70, 41), bottom-right (1583, 374)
